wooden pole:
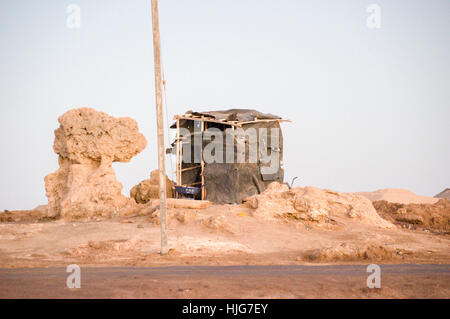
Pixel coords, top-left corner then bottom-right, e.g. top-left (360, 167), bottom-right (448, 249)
top-left (201, 119), bottom-right (205, 200)
top-left (176, 119), bottom-right (180, 186)
top-left (151, 0), bottom-right (168, 255)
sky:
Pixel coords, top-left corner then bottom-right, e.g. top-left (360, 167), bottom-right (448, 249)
top-left (0, 0), bottom-right (449, 210)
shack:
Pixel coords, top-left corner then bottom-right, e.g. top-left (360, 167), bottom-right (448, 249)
top-left (169, 109), bottom-right (289, 204)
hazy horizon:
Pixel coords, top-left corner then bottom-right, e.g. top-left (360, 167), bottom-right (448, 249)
top-left (1, 0), bottom-right (449, 210)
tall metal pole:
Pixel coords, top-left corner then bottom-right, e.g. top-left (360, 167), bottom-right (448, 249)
top-left (151, 0), bottom-right (168, 255)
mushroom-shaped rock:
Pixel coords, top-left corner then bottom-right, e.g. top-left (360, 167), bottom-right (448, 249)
top-left (53, 108), bottom-right (147, 164)
top-left (44, 108), bottom-right (147, 219)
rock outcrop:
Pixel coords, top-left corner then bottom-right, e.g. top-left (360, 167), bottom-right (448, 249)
top-left (244, 182), bottom-right (394, 229)
top-left (373, 199), bottom-right (450, 234)
top-left (130, 170), bottom-right (174, 204)
top-left (44, 108), bottom-right (147, 219)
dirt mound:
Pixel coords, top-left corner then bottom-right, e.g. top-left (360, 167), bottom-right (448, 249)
top-left (300, 243), bottom-right (402, 262)
top-left (357, 188), bottom-right (438, 204)
top-left (244, 183), bottom-right (394, 229)
top-left (62, 238), bottom-right (147, 264)
top-left (373, 199), bottom-right (450, 234)
top-left (130, 170), bottom-right (174, 204)
top-left (148, 207), bottom-right (234, 234)
top-left (44, 108), bottom-right (146, 220)
top-left (201, 216), bottom-right (235, 234)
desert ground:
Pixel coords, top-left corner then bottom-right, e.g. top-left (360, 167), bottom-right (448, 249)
top-left (1, 187), bottom-right (449, 298)
top-left (1, 186), bottom-right (449, 268)
top-left (0, 108), bottom-right (448, 298)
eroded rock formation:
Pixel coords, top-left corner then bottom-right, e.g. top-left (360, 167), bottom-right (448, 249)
top-left (45, 108), bottom-right (147, 219)
top-left (244, 182), bottom-right (394, 229)
top-left (130, 170), bottom-right (174, 204)
top-left (373, 199), bottom-right (450, 234)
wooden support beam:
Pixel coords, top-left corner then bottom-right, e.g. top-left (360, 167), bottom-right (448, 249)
top-left (172, 115), bottom-right (291, 127)
top-left (236, 119), bottom-right (292, 126)
top-left (176, 118), bottom-right (183, 189)
top-left (176, 165), bottom-right (201, 173)
top-left (173, 115), bottom-right (239, 127)
top-left (201, 118), bottom-right (205, 200)
top-left (202, 121), bottom-right (207, 200)
top-left (151, 198), bottom-right (212, 209)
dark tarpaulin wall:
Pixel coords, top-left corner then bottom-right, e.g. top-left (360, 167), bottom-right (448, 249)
top-left (174, 110), bottom-right (285, 204)
top-left (203, 121), bottom-right (284, 204)
top-left (204, 163), bottom-right (284, 204)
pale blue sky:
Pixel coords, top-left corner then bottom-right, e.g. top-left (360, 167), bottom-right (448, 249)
top-left (0, 0), bottom-right (449, 210)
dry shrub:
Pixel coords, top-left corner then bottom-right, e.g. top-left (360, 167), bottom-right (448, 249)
top-left (301, 243), bottom-right (396, 262)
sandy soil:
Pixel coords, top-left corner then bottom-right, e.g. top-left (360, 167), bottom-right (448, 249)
top-left (0, 203), bottom-right (449, 268)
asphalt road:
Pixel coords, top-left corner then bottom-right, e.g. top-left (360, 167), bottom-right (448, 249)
top-left (0, 264), bottom-right (449, 298)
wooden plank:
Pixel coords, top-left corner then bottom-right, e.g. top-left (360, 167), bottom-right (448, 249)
top-left (186, 182), bottom-right (202, 186)
top-left (236, 119), bottom-right (292, 126)
top-left (169, 199), bottom-right (212, 209)
top-left (178, 165), bottom-right (201, 172)
top-left (174, 115), bottom-right (239, 127)
top-left (173, 115), bottom-right (290, 127)
top-left (150, 199), bottom-right (213, 209)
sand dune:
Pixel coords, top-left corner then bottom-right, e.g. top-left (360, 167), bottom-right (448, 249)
top-left (356, 188), bottom-right (439, 204)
